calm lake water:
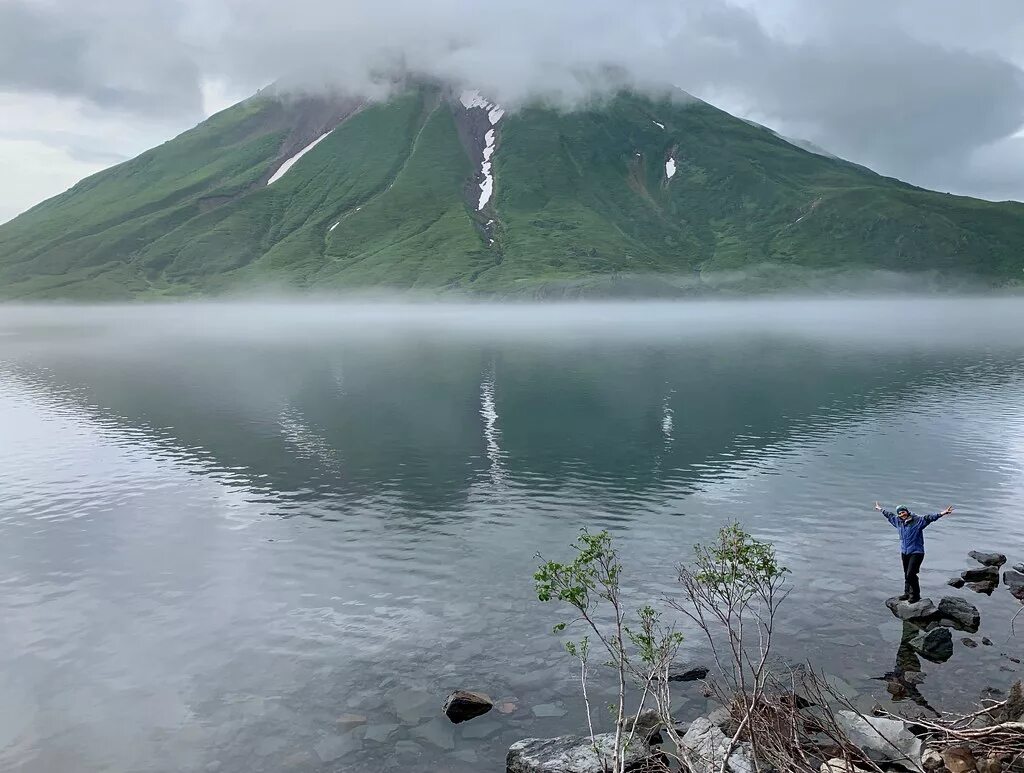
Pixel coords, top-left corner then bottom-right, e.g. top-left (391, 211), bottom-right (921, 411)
top-left (1, 299), bottom-right (1023, 773)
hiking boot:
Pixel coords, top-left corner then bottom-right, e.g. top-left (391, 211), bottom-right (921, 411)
top-left (898, 594), bottom-right (910, 601)
top-left (907, 595), bottom-right (921, 604)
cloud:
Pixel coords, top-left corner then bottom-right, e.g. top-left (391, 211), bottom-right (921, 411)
top-left (1, 0), bottom-right (1024, 219)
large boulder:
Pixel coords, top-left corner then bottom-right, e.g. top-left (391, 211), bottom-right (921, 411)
top-left (910, 627), bottom-right (954, 662)
top-left (935, 596), bottom-right (981, 632)
top-left (885, 597), bottom-right (936, 623)
top-left (507, 732), bottom-right (663, 773)
top-left (969, 551), bottom-right (1007, 567)
top-left (835, 711), bottom-right (923, 767)
top-left (1004, 569), bottom-right (1024, 601)
top-left (680, 716), bottom-right (754, 773)
top-left (443, 690), bottom-right (493, 723)
top-left (962, 566), bottom-right (999, 583)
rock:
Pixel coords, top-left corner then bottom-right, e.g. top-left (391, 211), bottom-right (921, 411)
top-left (970, 551), bottom-right (1007, 567)
top-left (666, 663), bottom-right (710, 682)
top-left (496, 700), bottom-right (518, 715)
top-left (336, 713), bottom-right (368, 730)
top-left (963, 637), bottom-right (979, 648)
top-left (983, 637), bottom-right (994, 646)
top-left (922, 747), bottom-right (945, 770)
top-left (910, 627), bottom-right (954, 662)
top-left (1005, 681), bottom-right (1024, 723)
top-left (885, 596), bottom-right (936, 623)
top-left (363, 723), bottom-right (399, 743)
top-left (942, 746), bottom-right (977, 773)
top-left (707, 706), bottom-right (733, 733)
top-left (948, 576), bottom-right (967, 588)
top-left (836, 710), bottom-right (923, 767)
top-left (462, 719), bottom-right (503, 740)
top-left (411, 717), bottom-right (455, 750)
top-left (1014, 562), bottom-right (1024, 574)
top-left (622, 709), bottom-right (663, 745)
top-left (820, 760), bottom-right (871, 773)
top-left (680, 716), bottom-right (754, 773)
top-left (962, 566), bottom-right (1000, 583)
top-left (966, 579), bottom-right (998, 596)
top-left (1003, 570), bottom-right (1024, 600)
top-left (313, 733), bottom-right (361, 763)
top-left (443, 690), bottom-right (493, 724)
top-left (530, 703), bottom-right (567, 719)
top-left (507, 732), bottom-right (664, 773)
top-left (936, 596), bottom-right (981, 632)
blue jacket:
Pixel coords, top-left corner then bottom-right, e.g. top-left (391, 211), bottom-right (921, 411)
top-left (882, 510), bottom-right (944, 554)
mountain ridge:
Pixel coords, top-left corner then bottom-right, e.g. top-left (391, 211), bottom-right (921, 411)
top-left (1, 83), bottom-right (1022, 299)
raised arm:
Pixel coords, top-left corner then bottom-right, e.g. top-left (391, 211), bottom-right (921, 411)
top-left (923, 505), bottom-right (954, 526)
top-left (875, 501), bottom-right (899, 527)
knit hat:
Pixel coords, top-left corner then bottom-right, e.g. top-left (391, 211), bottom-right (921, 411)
top-left (896, 505), bottom-right (910, 515)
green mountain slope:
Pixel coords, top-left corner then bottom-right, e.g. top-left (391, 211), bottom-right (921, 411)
top-left (2, 84), bottom-right (1023, 299)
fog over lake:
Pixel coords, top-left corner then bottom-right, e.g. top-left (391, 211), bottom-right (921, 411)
top-left (2, 298), bottom-right (1023, 773)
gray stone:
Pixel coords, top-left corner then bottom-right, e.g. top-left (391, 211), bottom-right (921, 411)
top-left (922, 747), bottom-right (944, 770)
top-left (962, 637), bottom-right (978, 648)
top-left (410, 717), bottom-right (455, 750)
top-left (313, 733), bottom-right (361, 763)
top-left (1004, 569), bottom-right (1024, 600)
top-left (667, 662), bottom-right (710, 682)
top-left (966, 579), bottom-right (998, 595)
top-left (835, 711), bottom-right (922, 766)
top-left (530, 703), bottom-right (567, 718)
top-left (507, 732), bottom-right (663, 773)
top-left (969, 551), bottom-right (1007, 567)
top-left (947, 576), bottom-right (966, 588)
top-left (885, 596), bottom-right (936, 623)
top-left (910, 627), bottom-right (954, 662)
top-left (680, 716), bottom-right (754, 773)
top-left (387, 688), bottom-right (435, 725)
top-left (936, 596), bottom-right (981, 632)
top-left (1014, 563), bottom-right (1024, 574)
top-left (462, 719), bottom-right (503, 740)
top-left (820, 760), bottom-right (870, 773)
top-left (443, 690), bottom-right (493, 724)
top-left (962, 566), bottom-right (999, 583)
top-left (364, 723), bottom-right (399, 743)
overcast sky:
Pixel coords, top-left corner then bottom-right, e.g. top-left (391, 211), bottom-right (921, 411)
top-left (2, 0), bottom-right (1024, 224)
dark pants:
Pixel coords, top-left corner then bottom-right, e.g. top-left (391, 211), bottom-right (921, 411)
top-left (902, 552), bottom-right (924, 600)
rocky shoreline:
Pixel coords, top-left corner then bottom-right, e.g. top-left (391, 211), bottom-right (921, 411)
top-left (435, 549), bottom-right (1024, 772)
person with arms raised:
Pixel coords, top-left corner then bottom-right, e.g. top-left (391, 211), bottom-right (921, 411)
top-left (874, 502), bottom-right (954, 603)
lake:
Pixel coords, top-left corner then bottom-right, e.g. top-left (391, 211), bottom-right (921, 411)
top-left (1, 298), bottom-right (1023, 773)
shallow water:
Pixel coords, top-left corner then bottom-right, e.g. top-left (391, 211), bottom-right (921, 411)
top-left (1, 299), bottom-right (1023, 773)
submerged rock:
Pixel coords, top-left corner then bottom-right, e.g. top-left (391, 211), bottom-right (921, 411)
top-left (835, 711), bottom-right (922, 767)
top-left (910, 627), bottom-right (954, 662)
top-left (962, 637), bottom-right (978, 648)
top-left (962, 566), bottom-right (999, 583)
top-left (507, 732), bottom-right (664, 773)
top-left (936, 596), bottom-right (981, 632)
top-left (442, 690), bottom-right (493, 724)
top-left (680, 716), bottom-right (754, 773)
top-left (666, 662), bottom-right (710, 682)
top-left (969, 550), bottom-right (1007, 567)
top-left (1003, 569), bottom-right (1024, 600)
top-left (966, 579), bottom-right (998, 595)
top-left (885, 597), bottom-right (936, 623)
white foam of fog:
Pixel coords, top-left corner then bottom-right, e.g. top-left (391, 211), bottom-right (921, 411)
top-left (266, 131), bottom-right (332, 185)
top-left (2, 298), bottom-right (1023, 351)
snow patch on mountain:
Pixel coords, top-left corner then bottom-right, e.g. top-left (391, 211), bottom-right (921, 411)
top-left (479, 129), bottom-right (497, 209)
top-left (461, 90), bottom-right (505, 211)
top-left (652, 120), bottom-right (665, 130)
top-left (329, 221), bottom-right (339, 232)
top-left (665, 157), bottom-right (676, 180)
top-left (267, 131), bottom-right (332, 185)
